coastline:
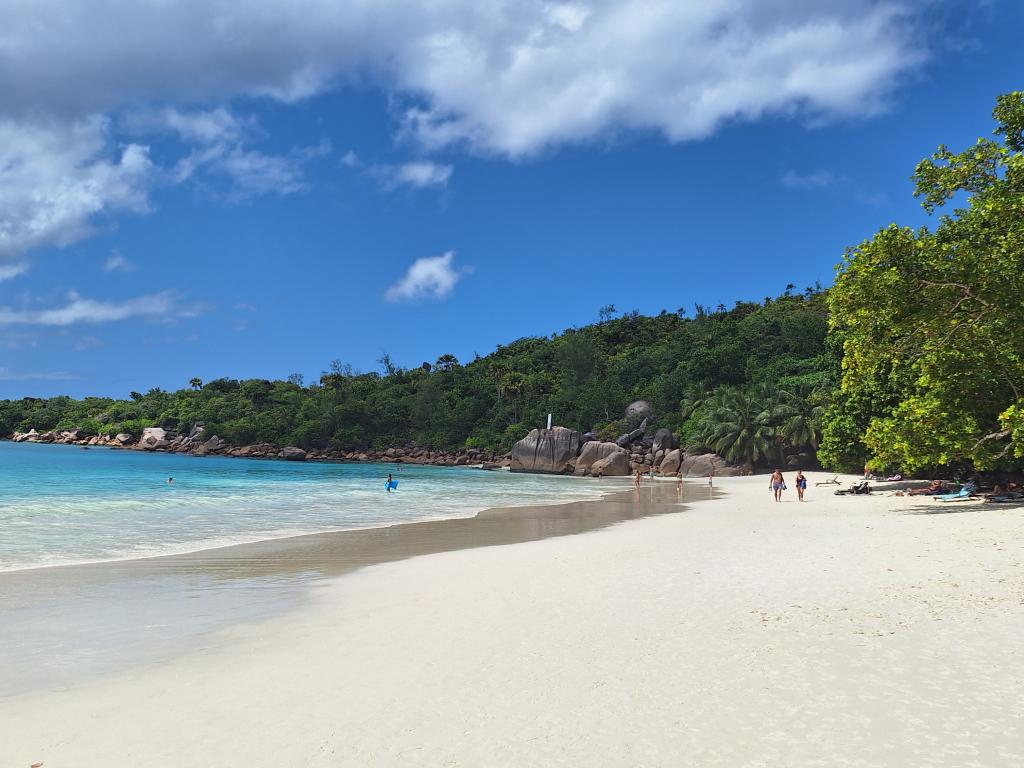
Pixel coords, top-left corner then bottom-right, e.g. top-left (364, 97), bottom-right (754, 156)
top-left (0, 441), bottom-right (613, 575)
top-left (2, 475), bottom-right (1021, 766)
top-left (0, 477), bottom-right (680, 698)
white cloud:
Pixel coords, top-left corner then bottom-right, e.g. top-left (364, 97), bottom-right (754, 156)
top-left (0, 2), bottom-right (927, 158)
top-left (372, 161), bottom-right (453, 191)
top-left (0, 116), bottom-right (153, 260)
top-left (385, 251), bottom-right (468, 302)
top-left (169, 132), bottom-right (331, 199)
top-left (124, 107), bottom-right (249, 145)
top-left (0, 291), bottom-right (206, 327)
top-left (781, 169), bottom-right (845, 189)
top-left (0, 263), bottom-right (29, 282)
top-left (104, 250), bottom-right (135, 272)
top-left (0, 1), bottom-right (929, 257)
top-left (392, 1), bottom-right (927, 156)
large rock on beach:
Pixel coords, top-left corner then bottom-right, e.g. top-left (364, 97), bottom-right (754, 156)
top-left (510, 427), bottom-right (582, 474)
top-left (678, 452), bottom-right (742, 477)
top-left (590, 448), bottom-right (631, 476)
top-left (659, 449), bottom-right (682, 475)
top-left (114, 432), bottom-right (134, 445)
top-left (574, 441), bottom-right (626, 475)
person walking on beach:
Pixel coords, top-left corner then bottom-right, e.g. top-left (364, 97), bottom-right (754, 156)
top-left (795, 470), bottom-right (807, 501)
top-left (769, 468), bottom-right (785, 502)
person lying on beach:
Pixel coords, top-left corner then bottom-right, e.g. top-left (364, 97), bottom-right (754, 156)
top-left (907, 480), bottom-right (944, 496)
top-left (769, 469), bottom-right (785, 502)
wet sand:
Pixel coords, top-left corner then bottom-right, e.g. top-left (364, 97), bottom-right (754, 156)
top-left (0, 478), bottom-right (688, 697)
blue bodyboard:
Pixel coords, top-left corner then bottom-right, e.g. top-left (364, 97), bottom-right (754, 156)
top-left (385, 480), bottom-right (399, 490)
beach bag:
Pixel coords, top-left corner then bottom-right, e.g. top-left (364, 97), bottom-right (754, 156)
top-left (782, 483), bottom-right (787, 490)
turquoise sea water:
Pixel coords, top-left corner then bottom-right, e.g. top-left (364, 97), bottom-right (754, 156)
top-left (0, 442), bottom-right (601, 572)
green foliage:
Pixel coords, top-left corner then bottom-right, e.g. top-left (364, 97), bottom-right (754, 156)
top-left (0, 291), bottom-right (832, 456)
top-left (824, 92), bottom-right (1024, 472)
top-left (690, 382), bottom-right (829, 468)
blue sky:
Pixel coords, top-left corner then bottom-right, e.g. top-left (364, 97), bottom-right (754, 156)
top-left (0, 0), bottom-right (1021, 398)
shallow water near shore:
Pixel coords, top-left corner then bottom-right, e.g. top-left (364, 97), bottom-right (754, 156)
top-left (0, 442), bottom-right (694, 697)
top-left (0, 441), bottom-right (605, 572)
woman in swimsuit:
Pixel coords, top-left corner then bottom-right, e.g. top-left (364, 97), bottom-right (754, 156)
top-left (794, 470), bottom-right (807, 501)
top-left (769, 468), bottom-right (785, 502)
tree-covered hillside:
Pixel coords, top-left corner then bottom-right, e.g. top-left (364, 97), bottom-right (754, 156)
top-left (0, 291), bottom-right (834, 467)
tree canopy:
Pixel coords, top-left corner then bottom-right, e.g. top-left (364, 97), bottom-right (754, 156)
top-left (821, 92), bottom-right (1024, 473)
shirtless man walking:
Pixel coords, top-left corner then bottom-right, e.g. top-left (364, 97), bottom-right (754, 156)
top-left (769, 468), bottom-right (786, 502)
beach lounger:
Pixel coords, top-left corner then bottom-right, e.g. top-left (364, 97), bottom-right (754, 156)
top-left (935, 484), bottom-right (976, 502)
top-left (816, 476), bottom-right (840, 486)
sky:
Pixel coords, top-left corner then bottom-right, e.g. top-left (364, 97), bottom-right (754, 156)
top-left (0, 0), bottom-right (1021, 398)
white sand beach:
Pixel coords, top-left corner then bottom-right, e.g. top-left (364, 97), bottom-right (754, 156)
top-left (2, 475), bottom-right (1021, 767)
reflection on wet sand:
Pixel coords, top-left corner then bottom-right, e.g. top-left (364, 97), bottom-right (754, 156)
top-left (0, 480), bottom-right (701, 697)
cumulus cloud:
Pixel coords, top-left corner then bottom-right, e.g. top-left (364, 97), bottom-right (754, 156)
top-left (0, 116), bottom-right (152, 260)
top-left (372, 161), bottom-right (453, 190)
top-left (0, 0), bottom-right (930, 256)
top-left (0, 263), bottom-right (29, 282)
top-left (0, 291), bottom-right (207, 327)
top-left (385, 251), bottom-right (469, 302)
top-left (1, 2), bottom-right (927, 157)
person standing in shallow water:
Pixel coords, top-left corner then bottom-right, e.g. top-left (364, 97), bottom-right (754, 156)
top-left (769, 468), bottom-right (785, 502)
top-left (634, 470), bottom-right (641, 488)
top-left (795, 470), bottom-right (807, 501)
top-left (386, 473), bottom-right (393, 492)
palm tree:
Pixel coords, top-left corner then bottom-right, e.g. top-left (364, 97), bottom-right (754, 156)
top-left (776, 383), bottom-right (826, 453)
top-left (189, 377), bottom-right (203, 391)
top-left (679, 381), bottom-right (710, 420)
top-left (700, 386), bottom-right (773, 466)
